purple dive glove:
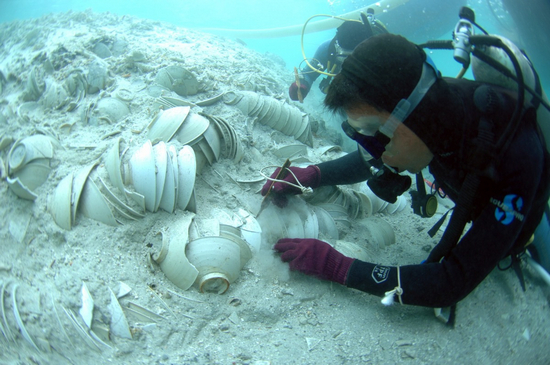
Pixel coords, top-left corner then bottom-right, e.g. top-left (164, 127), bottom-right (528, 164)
top-left (261, 165), bottom-right (321, 196)
top-left (289, 80), bottom-right (311, 101)
top-left (274, 238), bottom-right (355, 285)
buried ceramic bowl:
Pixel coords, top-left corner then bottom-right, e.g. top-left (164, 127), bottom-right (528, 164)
top-left (185, 236), bottom-right (243, 294)
top-left (154, 65), bottom-right (199, 97)
top-left (8, 135), bottom-right (54, 174)
top-left (333, 240), bottom-right (371, 261)
top-left (6, 135), bottom-right (56, 200)
top-left (358, 217), bottom-right (396, 248)
top-left (94, 97), bottom-right (130, 123)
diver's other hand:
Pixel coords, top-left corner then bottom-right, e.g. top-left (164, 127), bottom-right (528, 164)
top-left (274, 238), bottom-right (354, 285)
top-left (261, 165), bottom-right (321, 197)
top-left (289, 80), bottom-right (310, 101)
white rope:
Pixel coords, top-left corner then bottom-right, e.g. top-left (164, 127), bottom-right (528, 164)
top-left (381, 266), bottom-right (404, 306)
top-left (259, 165), bottom-right (313, 194)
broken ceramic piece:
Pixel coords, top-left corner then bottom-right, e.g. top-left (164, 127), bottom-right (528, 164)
top-left (108, 288), bottom-right (132, 339)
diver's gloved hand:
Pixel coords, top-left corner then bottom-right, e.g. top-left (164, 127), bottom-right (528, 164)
top-left (289, 80), bottom-right (310, 101)
top-left (261, 165), bottom-right (321, 196)
top-left (274, 238), bottom-right (355, 285)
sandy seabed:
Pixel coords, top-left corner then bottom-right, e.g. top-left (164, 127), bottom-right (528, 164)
top-left (0, 10), bottom-right (549, 365)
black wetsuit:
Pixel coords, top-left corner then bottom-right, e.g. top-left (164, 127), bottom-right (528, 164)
top-left (316, 78), bottom-right (550, 307)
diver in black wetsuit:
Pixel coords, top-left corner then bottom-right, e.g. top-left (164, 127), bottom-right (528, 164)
top-left (263, 33), bottom-right (550, 319)
top-left (289, 12), bottom-right (388, 101)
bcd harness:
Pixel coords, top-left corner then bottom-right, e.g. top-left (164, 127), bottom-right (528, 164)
top-left (420, 57), bottom-right (545, 325)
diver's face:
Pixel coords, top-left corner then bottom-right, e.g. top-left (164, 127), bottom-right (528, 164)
top-left (346, 104), bottom-right (434, 174)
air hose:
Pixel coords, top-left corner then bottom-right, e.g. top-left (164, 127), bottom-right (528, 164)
top-left (299, 14), bottom-right (362, 77)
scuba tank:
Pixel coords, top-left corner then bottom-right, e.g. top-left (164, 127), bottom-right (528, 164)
top-left (415, 7), bottom-right (550, 220)
top-left (453, 8), bottom-right (550, 276)
top-left (471, 35), bottom-right (550, 154)
top-left (410, 7), bottom-right (550, 324)
top-left (421, 6), bottom-right (550, 153)
top-left (419, 5), bottom-right (550, 290)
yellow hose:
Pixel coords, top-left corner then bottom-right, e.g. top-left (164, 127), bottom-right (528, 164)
top-left (298, 0), bottom-right (408, 77)
top-left (300, 14), bottom-right (360, 77)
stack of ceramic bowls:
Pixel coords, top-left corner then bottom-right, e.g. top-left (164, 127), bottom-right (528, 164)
top-left (200, 113), bottom-right (244, 163)
top-left (304, 184), bottom-right (408, 220)
top-left (223, 91), bottom-right (313, 147)
top-left (49, 162), bottom-right (120, 230)
top-left (42, 79), bottom-right (69, 110)
top-left (303, 185), bottom-right (369, 221)
top-left (257, 197), bottom-right (339, 249)
top-left (6, 134), bottom-right (56, 200)
top-left (358, 184), bottom-right (389, 214)
top-left (50, 139), bottom-right (198, 230)
top-left (383, 195), bottom-right (408, 214)
top-left (147, 107), bottom-right (243, 173)
top-left (125, 140), bottom-right (196, 213)
top-left (23, 67), bottom-right (45, 101)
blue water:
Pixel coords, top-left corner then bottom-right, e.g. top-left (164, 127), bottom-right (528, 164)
top-left (0, 0), bottom-right (548, 92)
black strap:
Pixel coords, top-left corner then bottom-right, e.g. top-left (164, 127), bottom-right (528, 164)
top-left (428, 208), bottom-right (453, 238)
top-left (427, 174), bottom-right (480, 263)
top-left (359, 13), bottom-right (374, 39)
top-left (427, 86), bottom-right (498, 263)
top-left (512, 255), bottom-right (526, 291)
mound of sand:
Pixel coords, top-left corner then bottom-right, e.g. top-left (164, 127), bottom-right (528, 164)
top-left (0, 10), bottom-right (549, 364)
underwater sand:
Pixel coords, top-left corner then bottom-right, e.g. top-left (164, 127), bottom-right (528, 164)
top-left (0, 10), bottom-right (549, 364)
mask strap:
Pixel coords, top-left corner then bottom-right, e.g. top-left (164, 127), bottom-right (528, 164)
top-left (379, 59), bottom-right (440, 138)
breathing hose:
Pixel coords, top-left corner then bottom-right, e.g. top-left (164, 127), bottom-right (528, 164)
top-left (299, 14), bottom-right (361, 77)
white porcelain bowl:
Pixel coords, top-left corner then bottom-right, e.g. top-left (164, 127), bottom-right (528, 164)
top-left (186, 236), bottom-right (242, 294)
top-left (128, 140), bottom-right (157, 212)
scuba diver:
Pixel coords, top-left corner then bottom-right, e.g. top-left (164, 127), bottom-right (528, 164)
top-left (289, 8), bottom-right (388, 102)
top-left (263, 8), bottom-right (550, 324)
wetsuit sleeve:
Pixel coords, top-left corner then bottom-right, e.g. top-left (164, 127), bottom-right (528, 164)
top-left (316, 150), bottom-right (373, 186)
top-left (346, 125), bottom-right (546, 308)
top-left (301, 40), bottom-right (332, 86)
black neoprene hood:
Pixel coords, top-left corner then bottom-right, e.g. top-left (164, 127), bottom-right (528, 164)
top-left (336, 21), bottom-right (372, 51)
top-left (339, 33), bottom-right (460, 155)
top-left (340, 33), bottom-right (424, 113)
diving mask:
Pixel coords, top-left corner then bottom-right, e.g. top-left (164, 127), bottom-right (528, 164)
top-left (341, 56), bottom-right (441, 160)
top-left (334, 41), bottom-right (353, 63)
top-left (341, 119), bottom-right (389, 160)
